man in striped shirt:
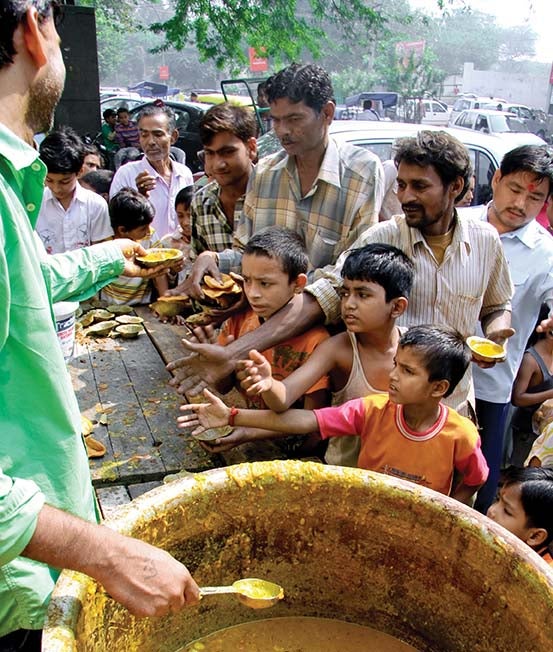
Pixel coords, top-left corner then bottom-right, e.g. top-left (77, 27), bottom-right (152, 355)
top-left (172, 133), bottom-right (513, 412)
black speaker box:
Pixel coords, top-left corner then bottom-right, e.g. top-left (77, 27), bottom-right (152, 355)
top-left (54, 6), bottom-right (101, 137)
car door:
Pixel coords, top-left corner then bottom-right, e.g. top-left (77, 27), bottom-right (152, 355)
top-left (421, 100), bottom-right (450, 126)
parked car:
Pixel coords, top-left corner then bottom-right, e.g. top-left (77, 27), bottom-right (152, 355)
top-left (401, 98), bottom-right (451, 126)
top-left (100, 95), bottom-right (144, 115)
top-left (256, 120), bottom-right (546, 207)
top-left (449, 109), bottom-right (545, 140)
top-left (479, 102), bottom-right (549, 141)
top-left (449, 95), bottom-right (506, 125)
top-left (128, 100), bottom-right (210, 172)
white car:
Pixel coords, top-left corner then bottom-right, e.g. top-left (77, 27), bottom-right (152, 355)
top-left (402, 98), bottom-right (451, 126)
top-left (257, 120), bottom-right (547, 207)
top-left (449, 109), bottom-right (546, 142)
top-left (449, 94), bottom-right (507, 125)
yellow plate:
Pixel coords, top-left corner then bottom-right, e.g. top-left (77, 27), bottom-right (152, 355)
top-left (466, 336), bottom-right (506, 363)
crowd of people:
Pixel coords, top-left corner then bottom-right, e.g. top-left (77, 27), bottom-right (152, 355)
top-left (2, 1), bottom-right (553, 648)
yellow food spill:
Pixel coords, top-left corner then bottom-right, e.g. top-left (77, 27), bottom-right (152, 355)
top-left (179, 617), bottom-right (419, 651)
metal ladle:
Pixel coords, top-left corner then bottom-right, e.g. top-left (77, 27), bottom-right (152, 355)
top-left (199, 578), bottom-right (284, 609)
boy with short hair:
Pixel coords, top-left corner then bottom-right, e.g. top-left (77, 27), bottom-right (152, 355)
top-left (487, 466), bottom-right (553, 566)
top-left (36, 126), bottom-right (113, 254)
top-left (161, 185), bottom-right (194, 283)
top-left (179, 325), bottom-right (488, 503)
top-left (115, 107), bottom-right (140, 149)
top-left (101, 108), bottom-right (119, 155)
top-left (198, 226), bottom-right (330, 453)
top-left (100, 188), bottom-right (168, 305)
top-left (222, 243), bottom-right (413, 466)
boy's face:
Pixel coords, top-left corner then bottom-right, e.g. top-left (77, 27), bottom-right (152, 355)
top-left (175, 202), bottom-right (191, 240)
top-left (241, 253), bottom-right (305, 320)
top-left (106, 114), bottom-right (117, 127)
top-left (339, 278), bottom-right (395, 333)
top-left (118, 224), bottom-right (151, 242)
top-left (388, 346), bottom-right (442, 405)
top-left (80, 153), bottom-right (102, 175)
top-left (45, 172), bottom-right (78, 204)
top-left (203, 131), bottom-right (256, 189)
top-left (486, 484), bottom-right (535, 544)
top-left (118, 111), bottom-right (130, 126)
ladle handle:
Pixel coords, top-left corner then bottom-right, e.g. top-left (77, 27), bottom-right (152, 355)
top-left (199, 586), bottom-right (238, 597)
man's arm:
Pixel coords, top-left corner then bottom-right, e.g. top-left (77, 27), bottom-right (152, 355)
top-left (23, 504), bottom-right (200, 617)
top-left (168, 292), bottom-right (325, 396)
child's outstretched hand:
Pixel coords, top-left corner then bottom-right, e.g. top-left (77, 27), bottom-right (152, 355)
top-left (236, 349), bottom-right (273, 396)
top-left (178, 388), bottom-right (230, 435)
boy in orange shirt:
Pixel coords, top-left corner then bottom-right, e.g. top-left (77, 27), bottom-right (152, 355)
top-left (198, 226), bottom-right (329, 454)
top-left (179, 325), bottom-right (488, 503)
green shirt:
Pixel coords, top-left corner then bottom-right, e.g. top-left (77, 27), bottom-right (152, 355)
top-left (101, 122), bottom-right (119, 153)
top-left (0, 123), bottom-right (125, 635)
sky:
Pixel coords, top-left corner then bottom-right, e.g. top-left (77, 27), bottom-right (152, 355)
top-left (409, 0), bottom-right (553, 63)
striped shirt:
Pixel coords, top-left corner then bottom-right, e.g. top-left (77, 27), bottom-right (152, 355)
top-left (307, 212), bottom-right (514, 412)
top-left (114, 121), bottom-right (140, 148)
top-left (218, 138), bottom-right (384, 273)
top-left (190, 180), bottom-right (244, 264)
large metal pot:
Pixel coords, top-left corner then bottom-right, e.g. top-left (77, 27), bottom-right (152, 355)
top-left (43, 461), bottom-right (553, 651)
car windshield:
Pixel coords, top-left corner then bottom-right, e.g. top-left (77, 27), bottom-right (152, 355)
top-left (488, 114), bottom-right (528, 133)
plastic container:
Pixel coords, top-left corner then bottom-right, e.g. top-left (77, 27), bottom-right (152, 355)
top-left (53, 301), bottom-right (79, 362)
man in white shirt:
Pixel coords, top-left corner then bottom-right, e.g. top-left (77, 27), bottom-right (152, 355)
top-left (36, 127), bottom-right (112, 253)
top-left (459, 144), bottom-right (553, 513)
top-left (110, 104), bottom-right (193, 237)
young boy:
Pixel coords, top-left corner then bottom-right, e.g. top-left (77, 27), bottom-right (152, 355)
top-left (115, 107), bottom-right (140, 149)
top-left (235, 243), bottom-right (413, 466)
top-left (161, 186), bottom-right (194, 284)
top-left (179, 325), bottom-right (489, 503)
top-left (487, 466), bottom-right (553, 566)
top-left (198, 226), bottom-right (330, 453)
top-left (101, 108), bottom-right (119, 156)
top-left (79, 169), bottom-right (115, 202)
top-left (100, 188), bottom-right (169, 305)
top-left (36, 126), bottom-right (113, 254)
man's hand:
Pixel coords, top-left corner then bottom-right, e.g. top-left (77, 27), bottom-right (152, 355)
top-left (87, 531), bottom-right (200, 617)
top-left (178, 388), bottom-right (230, 434)
top-left (166, 252), bottom-right (220, 299)
top-left (167, 338), bottom-right (236, 396)
top-left (475, 326), bottom-right (515, 369)
top-left (135, 170), bottom-right (156, 198)
top-left (236, 349), bottom-right (273, 396)
top-left (536, 314), bottom-right (553, 335)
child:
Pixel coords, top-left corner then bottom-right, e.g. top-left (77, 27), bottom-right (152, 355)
top-left (101, 108), bottom-right (119, 157)
top-left (179, 325), bottom-right (489, 503)
top-left (237, 243), bottom-right (413, 467)
top-left (161, 186), bottom-right (194, 284)
top-left (511, 304), bottom-right (553, 466)
top-left (197, 226), bottom-right (330, 454)
top-left (80, 169), bottom-right (114, 202)
top-left (36, 126), bottom-right (113, 254)
top-left (115, 107), bottom-right (140, 149)
top-left (100, 188), bottom-right (169, 305)
top-left (79, 143), bottom-right (103, 176)
top-left (487, 466), bottom-right (553, 566)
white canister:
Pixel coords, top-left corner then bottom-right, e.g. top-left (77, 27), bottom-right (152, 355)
top-left (53, 301), bottom-right (79, 362)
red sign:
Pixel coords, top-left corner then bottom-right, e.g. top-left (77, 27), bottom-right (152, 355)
top-left (248, 47), bottom-right (268, 72)
top-left (395, 40), bottom-right (425, 68)
top-left (549, 62), bottom-right (553, 86)
top-left (159, 65), bottom-right (169, 80)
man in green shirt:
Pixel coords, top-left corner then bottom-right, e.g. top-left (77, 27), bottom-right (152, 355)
top-left (0, 2), bottom-right (199, 647)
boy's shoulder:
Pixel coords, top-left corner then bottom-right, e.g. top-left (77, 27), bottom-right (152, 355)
top-left (442, 406), bottom-right (480, 442)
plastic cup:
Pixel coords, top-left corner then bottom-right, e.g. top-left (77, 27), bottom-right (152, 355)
top-left (53, 301), bottom-right (79, 362)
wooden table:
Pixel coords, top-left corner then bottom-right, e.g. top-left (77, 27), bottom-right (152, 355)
top-left (70, 306), bottom-right (286, 517)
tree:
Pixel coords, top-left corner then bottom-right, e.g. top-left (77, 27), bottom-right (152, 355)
top-left (149, 0), bottom-right (384, 68)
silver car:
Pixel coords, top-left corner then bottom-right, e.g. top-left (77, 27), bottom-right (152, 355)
top-left (257, 120), bottom-right (547, 207)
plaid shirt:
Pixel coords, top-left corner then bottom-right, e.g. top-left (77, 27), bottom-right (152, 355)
top-left (190, 180), bottom-right (244, 263)
top-left (217, 138), bottom-right (384, 273)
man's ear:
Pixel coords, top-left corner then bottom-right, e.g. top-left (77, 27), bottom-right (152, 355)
top-left (450, 176), bottom-right (465, 202)
top-left (321, 101), bottom-right (335, 125)
top-left (293, 273), bottom-right (308, 293)
top-left (170, 129), bottom-right (179, 145)
top-left (246, 137), bottom-right (257, 162)
top-left (22, 8), bottom-right (49, 68)
top-left (431, 379), bottom-right (450, 399)
top-left (390, 296), bottom-right (408, 319)
top-left (491, 169), bottom-right (502, 194)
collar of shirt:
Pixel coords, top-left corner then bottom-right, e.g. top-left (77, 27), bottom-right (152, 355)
top-left (0, 122), bottom-right (41, 172)
top-left (43, 180), bottom-right (87, 210)
top-left (481, 200), bottom-right (543, 250)
top-left (143, 156), bottom-right (190, 184)
top-left (407, 211), bottom-right (470, 261)
top-left (283, 137), bottom-right (341, 195)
